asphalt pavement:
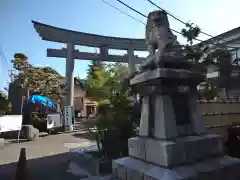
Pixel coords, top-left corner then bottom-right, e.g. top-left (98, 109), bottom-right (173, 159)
top-left (0, 132), bottom-right (93, 180)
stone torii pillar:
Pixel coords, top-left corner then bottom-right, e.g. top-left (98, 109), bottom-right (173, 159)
top-left (127, 46), bottom-right (136, 74)
top-left (100, 45), bottom-right (109, 61)
top-left (128, 47), bottom-right (138, 104)
top-left (64, 43), bottom-right (75, 131)
top-left (65, 43), bottom-right (75, 107)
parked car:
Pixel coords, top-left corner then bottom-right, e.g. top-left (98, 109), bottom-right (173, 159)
top-left (75, 110), bottom-right (84, 118)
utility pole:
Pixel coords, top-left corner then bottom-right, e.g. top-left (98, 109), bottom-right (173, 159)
top-left (8, 69), bottom-right (15, 83)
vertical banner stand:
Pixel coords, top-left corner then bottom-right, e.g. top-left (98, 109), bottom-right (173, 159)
top-left (64, 106), bottom-right (74, 131)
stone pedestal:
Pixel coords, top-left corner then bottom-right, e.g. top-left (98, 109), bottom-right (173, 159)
top-left (112, 56), bottom-right (240, 179)
top-left (113, 156), bottom-right (240, 180)
top-left (128, 134), bottom-right (223, 167)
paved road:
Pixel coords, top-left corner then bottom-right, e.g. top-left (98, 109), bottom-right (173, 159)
top-left (0, 132), bottom-right (93, 180)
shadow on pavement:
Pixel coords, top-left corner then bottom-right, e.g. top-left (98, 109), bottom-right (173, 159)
top-left (75, 118), bottom-right (96, 131)
top-left (72, 131), bottom-right (95, 141)
top-left (6, 139), bottom-right (29, 144)
top-left (0, 151), bottom-right (79, 180)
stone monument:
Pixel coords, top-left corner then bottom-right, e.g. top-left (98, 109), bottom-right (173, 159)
top-left (112, 10), bottom-right (240, 180)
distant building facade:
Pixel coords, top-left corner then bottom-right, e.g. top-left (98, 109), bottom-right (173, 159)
top-left (73, 78), bottom-right (97, 117)
top-left (199, 26), bottom-right (240, 100)
top-left (205, 63), bottom-right (240, 100)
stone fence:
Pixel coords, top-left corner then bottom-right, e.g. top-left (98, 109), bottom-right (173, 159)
top-left (198, 100), bottom-right (240, 138)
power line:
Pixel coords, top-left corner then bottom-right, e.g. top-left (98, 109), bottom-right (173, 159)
top-left (0, 43), bottom-right (11, 88)
top-left (145, 0), bottom-right (239, 48)
top-left (116, 0), bottom-right (147, 18)
top-left (118, 0), bottom-right (239, 49)
top-left (101, 0), bottom-right (196, 40)
top-left (115, 0), bottom-right (220, 44)
top-left (99, 0), bottom-right (145, 25)
top-left (8, 69), bottom-right (15, 83)
top-left (0, 43), bottom-right (9, 66)
top-left (145, 0), bottom-right (214, 38)
top-left (100, 0), bottom-right (239, 50)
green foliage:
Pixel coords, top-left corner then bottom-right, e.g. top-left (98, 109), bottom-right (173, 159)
top-left (181, 23), bottom-right (209, 68)
top-left (181, 23), bottom-right (233, 99)
top-left (211, 49), bottom-right (233, 88)
top-left (181, 22), bottom-right (201, 45)
top-left (0, 91), bottom-right (9, 112)
top-left (199, 82), bottom-right (218, 100)
top-left (85, 66), bottom-right (111, 101)
top-left (207, 49), bottom-right (233, 99)
top-left (92, 90), bottom-right (136, 158)
top-left (11, 53), bottom-right (66, 103)
top-left (183, 44), bottom-right (209, 64)
top-left (0, 91), bottom-right (7, 101)
top-left (85, 62), bottom-right (129, 102)
top-left (0, 91), bottom-right (12, 114)
top-left (85, 62), bottom-right (135, 158)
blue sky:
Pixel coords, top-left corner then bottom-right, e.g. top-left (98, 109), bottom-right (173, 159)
top-left (0, 0), bottom-right (240, 90)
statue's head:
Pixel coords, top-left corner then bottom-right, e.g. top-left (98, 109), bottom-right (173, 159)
top-left (147, 10), bottom-right (169, 27)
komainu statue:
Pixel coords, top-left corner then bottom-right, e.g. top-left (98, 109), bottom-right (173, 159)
top-left (145, 10), bottom-right (182, 57)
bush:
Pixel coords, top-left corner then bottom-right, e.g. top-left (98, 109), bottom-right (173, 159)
top-left (91, 91), bottom-right (138, 159)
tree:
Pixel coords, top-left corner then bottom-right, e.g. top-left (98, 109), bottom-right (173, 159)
top-left (85, 65), bottom-right (111, 101)
top-left (0, 91), bottom-right (7, 101)
top-left (181, 22), bottom-right (201, 46)
top-left (105, 63), bottom-right (129, 95)
top-left (85, 63), bottom-right (129, 102)
top-left (86, 63), bottom-right (135, 158)
top-left (181, 23), bottom-right (209, 67)
top-left (11, 53), bottom-right (66, 103)
top-left (208, 49), bottom-right (233, 99)
top-left (87, 60), bottom-right (103, 77)
top-left (198, 82), bottom-right (218, 100)
top-left (181, 23), bottom-right (233, 100)
top-left (0, 90), bottom-right (11, 113)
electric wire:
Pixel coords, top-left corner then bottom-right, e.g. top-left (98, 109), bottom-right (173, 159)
top-left (145, 0), bottom-right (239, 49)
top-left (100, 0), bottom-right (145, 25)
top-left (146, 0), bottom-right (214, 37)
top-left (101, 0), bottom-right (200, 41)
top-left (100, 0), bottom-right (238, 50)
top-left (0, 43), bottom-right (10, 89)
top-left (115, 0), bottom-right (239, 49)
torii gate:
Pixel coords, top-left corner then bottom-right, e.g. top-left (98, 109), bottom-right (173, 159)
top-left (32, 21), bottom-right (148, 110)
top-left (32, 21), bottom-right (240, 117)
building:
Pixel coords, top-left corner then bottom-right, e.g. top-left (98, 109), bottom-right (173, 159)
top-left (73, 78), bottom-right (97, 117)
top-left (204, 62), bottom-right (240, 99)
top-left (199, 25), bottom-right (240, 78)
top-left (198, 26), bottom-right (240, 99)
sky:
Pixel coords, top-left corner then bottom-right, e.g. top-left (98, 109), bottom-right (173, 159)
top-left (0, 0), bottom-right (240, 90)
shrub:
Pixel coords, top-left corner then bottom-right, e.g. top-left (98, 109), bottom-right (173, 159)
top-left (91, 91), bottom-right (138, 159)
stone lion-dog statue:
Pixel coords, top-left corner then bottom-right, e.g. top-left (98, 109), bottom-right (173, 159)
top-left (140, 10), bottom-right (183, 70)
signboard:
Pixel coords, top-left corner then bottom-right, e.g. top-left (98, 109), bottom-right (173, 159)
top-left (64, 106), bottom-right (74, 126)
top-left (0, 115), bottom-right (22, 133)
top-left (47, 113), bottom-right (62, 129)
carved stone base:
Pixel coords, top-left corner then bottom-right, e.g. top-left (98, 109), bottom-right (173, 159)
top-left (128, 134), bottom-right (223, 168)
top-left (130, 68), bottom-right (204, 86)
top-left (113, 156), bottom-right (240, 180)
